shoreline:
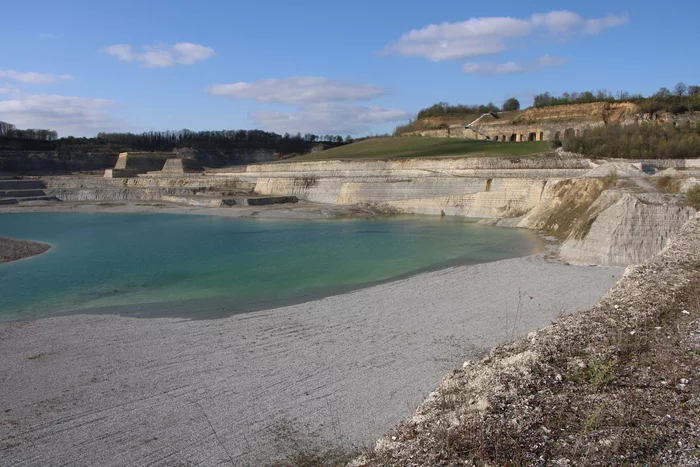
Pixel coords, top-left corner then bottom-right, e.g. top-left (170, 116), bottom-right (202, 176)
top-left (0, 199), bottom-right (383, 219)
top-left (0, 252), bottom-right (623, 465)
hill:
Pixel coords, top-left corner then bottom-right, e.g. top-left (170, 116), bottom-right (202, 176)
top-left (291, 137), bottom-right (549, 161)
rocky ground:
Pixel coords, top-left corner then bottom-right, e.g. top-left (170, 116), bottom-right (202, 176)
top-left (0, 236), bottom-right (50, 264)
top-left (356, 214), bottom-right (700, 466)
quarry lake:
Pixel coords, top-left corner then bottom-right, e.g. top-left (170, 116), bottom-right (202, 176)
top-left (0, 213), bottom-right (543, 321)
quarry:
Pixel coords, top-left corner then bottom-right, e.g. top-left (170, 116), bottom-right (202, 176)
top-left (2, 101), bottom-right (700, 466)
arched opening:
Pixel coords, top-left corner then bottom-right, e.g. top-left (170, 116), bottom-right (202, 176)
top-left (519, 134), bottom-right (525, 142)
top-left (564, 128), bottom-right (575, 139)
top-left (528, 132), bottom-right (537, 141)
top-left (539, 132), bottom-right (544, 141)
top-left (554, 131), bottom-right (561, 140)
top-left (575, 129), bottom-right (580, 137)
top-left (510, 134), bottom-right (517, 142)
top-left (494, 135), bottom-right (499, 141)
top-left (502, 135), bottom-right (507, 142)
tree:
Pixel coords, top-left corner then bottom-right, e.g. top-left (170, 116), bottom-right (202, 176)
top-left (655, 87), bottom-right (672, 98)
top-left (689, 86), bottom-right (700, 96)
top-left (502, 98), bottom-right (521, 111)
top-left (674, 82), bottom-right (688, 97)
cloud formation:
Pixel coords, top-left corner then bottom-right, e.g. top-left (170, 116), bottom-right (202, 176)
top-left (207, 77), bottom-right (386, 105)
top-left (381, 11), bottom-right (628, 62)
top-left (250, 102), bottom-right (410, 135)
top-left (0, 91), bottom-right (123, 136)
top-left (103, 42), bottom-right (215, 68)
top-left (584, 14), bottom-right (630, 35)
top-left (463, 55), bottom-right (566, 75)
top-left (0, 70), bottom-right (73, 84)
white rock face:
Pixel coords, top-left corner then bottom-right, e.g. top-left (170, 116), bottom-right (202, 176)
top-left (560, 193), bottom-right (695, 266)
top-left (243, 158), bottom-right (585, 217)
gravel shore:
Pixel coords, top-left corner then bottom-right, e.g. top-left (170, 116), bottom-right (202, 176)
top-left (0, 254), bottom-right (622, 466)
top-left (0, 236), bottom-right (50, 264)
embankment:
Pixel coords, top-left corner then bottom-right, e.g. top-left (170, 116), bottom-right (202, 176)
top-left (360, 213), bottom-right (700, 466)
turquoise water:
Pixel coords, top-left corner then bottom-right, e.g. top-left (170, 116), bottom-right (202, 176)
top-left (0, 213), bottom-right (542, 321)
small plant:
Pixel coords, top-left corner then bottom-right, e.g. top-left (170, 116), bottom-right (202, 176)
top-left (588, 357), bottom-right (616, 388)
top-left (656, 176), bottom-right (680, 193)
top-left (602, 169), bottom-right (619, 188)
top-left (580, 405), bottom-right (604, 438)
top-left (549, 139), bottom-right (563, 149)
top-left (685, 185), bottom-right (700, 208)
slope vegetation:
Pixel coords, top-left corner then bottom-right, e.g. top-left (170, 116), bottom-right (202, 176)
top-left (292, 137), bottom-right (549, 161)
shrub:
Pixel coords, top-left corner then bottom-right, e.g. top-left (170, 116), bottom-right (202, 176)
top-left (686, 185), bottom-right (700, 208)
top-left (562, 123), bottom-right (700, 159)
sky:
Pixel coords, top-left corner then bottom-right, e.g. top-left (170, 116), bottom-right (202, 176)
top-left (0, 0), bottom-right (698, 138)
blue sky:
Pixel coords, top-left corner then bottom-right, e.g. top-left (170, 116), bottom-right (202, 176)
top-left (0, 0), bottom-right (698, 137)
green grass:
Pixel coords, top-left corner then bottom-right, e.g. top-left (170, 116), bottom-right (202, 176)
top-left (292, 137), bottom-right (550, 161)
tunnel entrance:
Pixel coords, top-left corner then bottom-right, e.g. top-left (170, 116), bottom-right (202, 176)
top-left (510, 134), bottom-right (517, 142)
top-left (539, 132), bottom-right (544, 141)
top-left (528, 132), bottom-right (537, 141)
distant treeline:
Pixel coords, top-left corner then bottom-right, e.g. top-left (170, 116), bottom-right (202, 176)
top-left (413, 83), bottom-right (700, 124)
top-left (416, 102), bottom-right (503, 120)
top-left (0, 122), bottom-right (58, 141)
top-left (563, 122), bottom-right (700, 159)
top-left (534, 82), bottom-right (700, 114)
top-left (0, 122), bottom-right (351, 154)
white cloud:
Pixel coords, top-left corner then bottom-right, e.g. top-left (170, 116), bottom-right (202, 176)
top-left (39, 33), bottom-right (64, 39)
top-left (103, 42), bottom-right (215, 68)
top-left (584, 14), bottom-right (629, 35)
top-left (382, 11), bottom-right (628, 62)
top-left (463, 55), bottom-right (566, 75)
top-left (531, 11), bottom-right (583, 34)
top-left (463, 62), bottom-right (523, 75)
top-left (250, 102), bottom-right (410, 135)
top-left (207, 77), bottom-right (386, 105)
top-left (104, 44), bottom-right (133, 61)
top-left (381, 17), bottom-right (532, 61)
top-left (0, 92), bottom-right (124, 136)
top-left (0, 70), bottom-right (73, 84)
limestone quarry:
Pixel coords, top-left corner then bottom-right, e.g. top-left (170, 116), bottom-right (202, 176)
top-left (2, 141), bottom-right (700, 466)
top-left (15, 150), bottom-right (695, 268)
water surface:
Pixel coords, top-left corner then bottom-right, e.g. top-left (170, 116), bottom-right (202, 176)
top-left (0, 213), bottom-right (542, 321)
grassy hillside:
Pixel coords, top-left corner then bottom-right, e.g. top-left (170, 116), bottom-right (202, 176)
top-left (293, 137), bottom-right (549, 161)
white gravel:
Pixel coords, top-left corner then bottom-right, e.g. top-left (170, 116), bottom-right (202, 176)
top-left (0, 254), bottom-right (623, 466)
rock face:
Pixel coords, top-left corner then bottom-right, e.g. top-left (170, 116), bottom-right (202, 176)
top-left (517, 178), bottom-right (696, 266)
top-left (559, 193), bottom-right (695, 266)
top-left (38, 155), bottom-right (700, 267)
top-left (241, 157), bottom-right (590, 217)
top-left (160, 158), bottom-right (204, 174)
top-left (400, 103), bottom-right (700, 143)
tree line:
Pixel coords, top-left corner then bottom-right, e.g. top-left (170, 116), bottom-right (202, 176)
top-left (0, 122), bottom-right (351, 154)
top-left (416, 98), bottom-right (521, 120)
top-left (0, 122), bottom-right (58, 141)
top-left (533, 82), bottom-right (700, 114)
top-left (562, 122), bottom-right (700, 159)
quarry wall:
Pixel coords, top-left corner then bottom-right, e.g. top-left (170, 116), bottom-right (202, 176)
top-left (39, 154), bottom-right (700, 267)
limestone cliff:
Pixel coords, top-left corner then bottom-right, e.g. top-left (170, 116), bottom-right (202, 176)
top-left (518, 178), bottom-right (697, 266)
top-left (559, 193), bottom-right (695, 266)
